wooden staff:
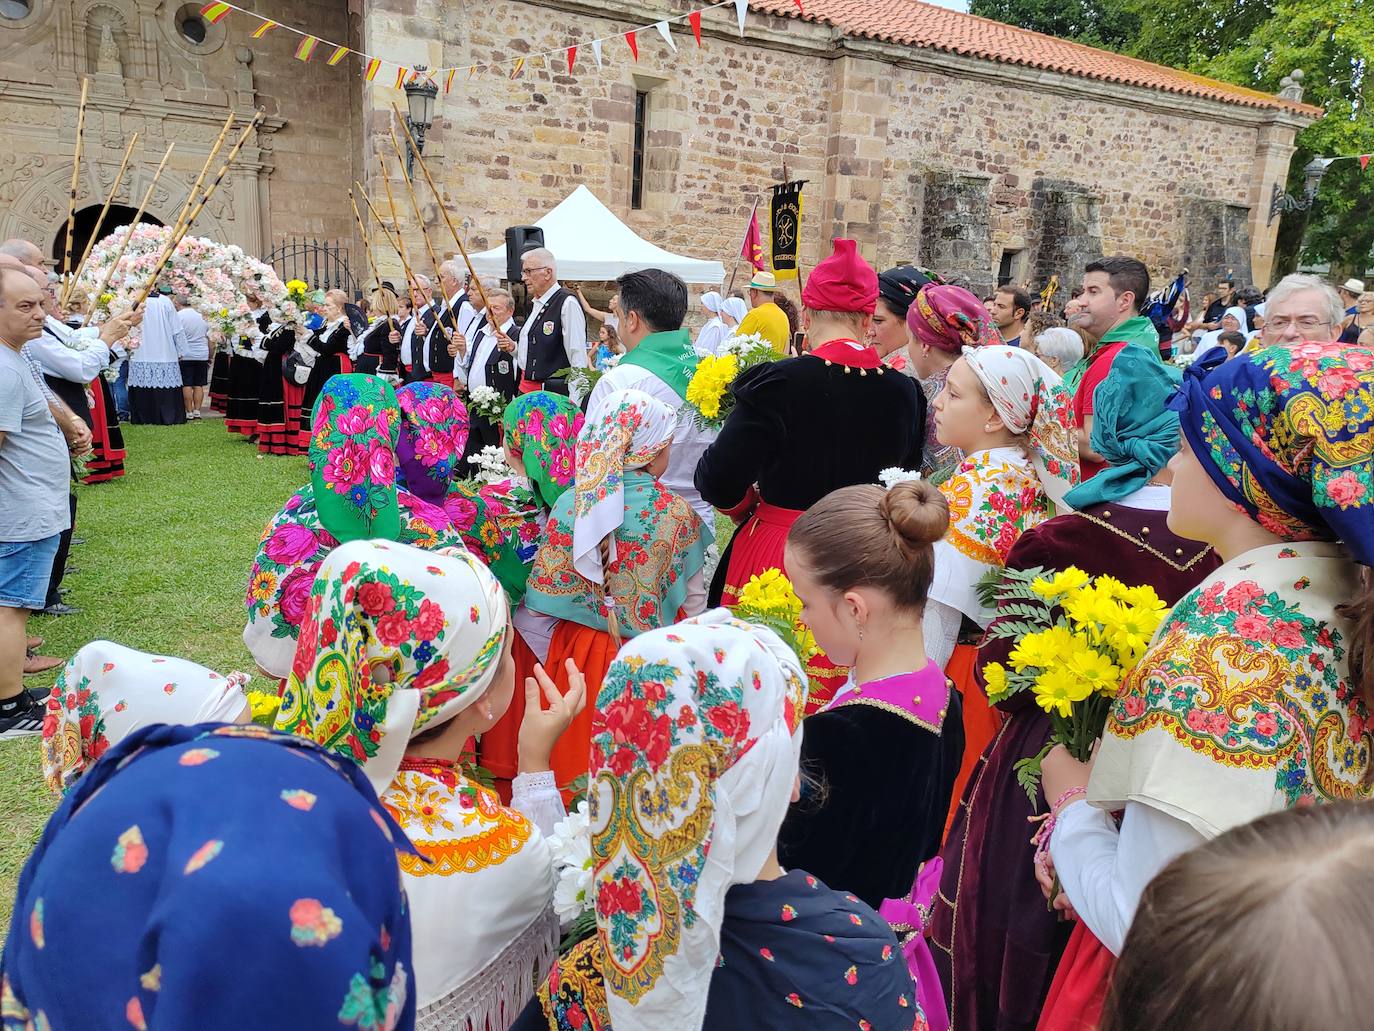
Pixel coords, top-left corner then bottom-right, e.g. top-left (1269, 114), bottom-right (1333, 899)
top-left (133, 112), bottom-right (263, 309)
top-left (169, 110), bottom-right (236, 245)
top-left (386, 124), bottom-right (445, 290)
top-left (357, 182), bottom-right (416, 296)
top-left (62, 131), bottom-right (138, 308)
top-left (390, 103), bottom-right (491, 315)
top-left (62, 77), bottom-right (90, 280)
top-left (80, 141), bottom-right (176, 328)
top-left (349, 189), bottom-right (397, 334)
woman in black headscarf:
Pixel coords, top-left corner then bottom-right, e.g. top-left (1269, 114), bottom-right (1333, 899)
top-left (868, 265), bottom-right (931, 376)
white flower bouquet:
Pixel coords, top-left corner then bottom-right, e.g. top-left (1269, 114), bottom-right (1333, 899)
top-left (467, 385), bottom-right (507, 424)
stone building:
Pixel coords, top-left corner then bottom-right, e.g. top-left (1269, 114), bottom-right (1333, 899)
top-left (0, 0), bottom-right (1317, 296)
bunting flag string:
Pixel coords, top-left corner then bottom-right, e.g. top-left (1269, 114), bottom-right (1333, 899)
top-left (198, 0), bottom-right (741, 85)
top-left (1362, 154), bottom-right (1371, 172)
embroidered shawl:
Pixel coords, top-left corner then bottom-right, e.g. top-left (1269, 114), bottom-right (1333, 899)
top-left (307, 374), bottom-right (402, 543)
top-left (1090, 541), bottom-right (1372, 838)
top-left (41, 640), bottom-right (249, 795)
top-left (930, 446), bottom-right (1052, 624)
top-left (395, 382), bottom-right (470, 505)
top-left (501, 391), bottom-right (584, 512)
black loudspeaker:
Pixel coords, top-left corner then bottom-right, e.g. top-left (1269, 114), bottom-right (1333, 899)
top-left (505, 226), bottom-right (545, 283)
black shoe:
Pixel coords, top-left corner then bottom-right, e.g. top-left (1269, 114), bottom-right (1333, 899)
top-left (64, 566), bottom-right (81, 576)
top-left (70, 537), bottom-right (87, 546)
top-left (37, 602), bottom-right (81, 617)
top-left (25, 685), bottom-right (55, 705)
top-left (0, 692), bottom-right (44, 739)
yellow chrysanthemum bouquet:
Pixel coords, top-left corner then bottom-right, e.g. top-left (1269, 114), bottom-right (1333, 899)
top-left (977, 566), bottom-right (1169, 802)
top-left (731, 568), bottom-right (819, 666)
top-left (685, 332), bottom-right (778, 428)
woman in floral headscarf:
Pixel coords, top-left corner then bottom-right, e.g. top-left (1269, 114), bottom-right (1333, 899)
top-left (276, 538), bottom-right (586, 1030)
top-left (926, 345), bottom-right (1079, 829)
top-left (41, 640), bottom-right (252, 795)
top-left (525, 388), bottom-right (709, 797)
top-left (481, 391), bottom-right (587, 800)
top-left (1036, 341), bottom-right (1374, 1031)
top-left (511, 610), bottom-right (923, 1031)
top-left (243, 375), bottom-right (470, 681)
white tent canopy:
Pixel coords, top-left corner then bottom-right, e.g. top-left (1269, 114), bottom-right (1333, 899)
top-left (468, 185), bottom-right (725, 285)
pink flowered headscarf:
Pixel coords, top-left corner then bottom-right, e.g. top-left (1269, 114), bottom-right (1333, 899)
top-left (307, 374), bottom-right (402, 543)
top-left (908, 284), bottom-right (1001, 352)
top-left (395, 382), bottom-right (470, 505)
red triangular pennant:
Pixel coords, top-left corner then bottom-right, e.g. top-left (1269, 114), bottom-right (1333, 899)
top-left (1362, 154), bottom-right (1371, 172)
top-left (626, 30), bottom-right (638, 60)
top-left (793, 0), bottom-right (805, 10)
top-left (567, 45), bottom-right (577, 72)
top-left (689, 10), bottom-right (702, 46)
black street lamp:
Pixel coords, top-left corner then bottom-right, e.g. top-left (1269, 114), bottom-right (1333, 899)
top-left (1269, 156), bottom-right (1332, 225)
top-left (403, 65), bottom-right (438, 177)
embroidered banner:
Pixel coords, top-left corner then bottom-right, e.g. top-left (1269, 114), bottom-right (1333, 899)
top-left (769, 180), bottom-right (806, 282)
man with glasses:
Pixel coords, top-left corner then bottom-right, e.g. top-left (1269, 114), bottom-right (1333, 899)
top-left (1256, 274), bottom-right (1343, 346)
top-left (516, 247), bottom-right (587, 396)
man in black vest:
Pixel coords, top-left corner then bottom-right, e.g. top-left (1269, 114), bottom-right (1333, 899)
top-left (516, 247), bottom-right (587, 396)
top-left (400, 275), bottom-right (437, 383)
top-left (424, 261), bottom-right (481, 389)
top-left (463, 288), bottom-right (521, 452)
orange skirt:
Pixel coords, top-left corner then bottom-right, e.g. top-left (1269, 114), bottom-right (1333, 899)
top-left (478, 632), bottom-right (540, 804)
top-left (1036, 923), bottom-right (1114, 1031)
top-left (943, 643), bottom-right (1003, 840)
top-left (544, 621), bottom-right (618, 804)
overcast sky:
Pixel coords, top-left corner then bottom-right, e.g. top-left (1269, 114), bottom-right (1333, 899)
top-left (928, 0), bottom-right (972, 10)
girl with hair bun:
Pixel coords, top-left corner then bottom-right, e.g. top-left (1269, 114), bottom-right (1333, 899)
top-left (782, 479), bottom-right (966, 1027)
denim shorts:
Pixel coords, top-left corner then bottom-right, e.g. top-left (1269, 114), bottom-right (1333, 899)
top-left (0, 534), bottom-right (61, 610)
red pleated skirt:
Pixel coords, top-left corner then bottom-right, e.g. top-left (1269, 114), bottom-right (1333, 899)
top-left (480, 631), bottom-right (540, 804)
top-left (544, 620), bottom-right (618, 804)
top-left (83, 379), bottom-right (126, 484)
top-left (721, 501), bottom-right (847, 714)
top-left (1036, 923), bottom-right (1114, 1031)
top-left (943, 643), bottom-right (1004, 840)
top-left (261, 380), bottom-right (308, 456)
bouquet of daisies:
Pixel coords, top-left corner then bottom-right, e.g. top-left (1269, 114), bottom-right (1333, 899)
top-left (547, 801), bottom-right (597, 949)
top-left (465, 445), bottom-right (518, 486)
top-left (685, 332), bottom-right (778, 429)
top-left (467, 385), bottom-right (507, 424)
top-left (730, 568), bottom-right (819, 667)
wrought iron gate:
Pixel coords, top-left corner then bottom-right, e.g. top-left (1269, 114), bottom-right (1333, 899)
top-left (266, 237), bottom-right (359, 297)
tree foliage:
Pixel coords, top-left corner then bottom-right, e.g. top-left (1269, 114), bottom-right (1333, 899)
top-left (971, 0), bottom-right (1374, 277)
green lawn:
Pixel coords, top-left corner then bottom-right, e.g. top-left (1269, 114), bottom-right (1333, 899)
top-left (0, 420), bottom-right (306, 934)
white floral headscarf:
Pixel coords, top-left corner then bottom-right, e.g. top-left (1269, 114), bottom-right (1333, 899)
top-left (572, 388), bottom-right (676, 586)
top-left (275, 538), bottom-right (509, 794)
top-left (961, 345), bottom-right (1081, 508)
top-left (590, 609), bottom-right (808, 1031)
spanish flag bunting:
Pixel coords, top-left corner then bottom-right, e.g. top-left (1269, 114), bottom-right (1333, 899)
top-left (251, 19), bottom-right (277, 38)
top-left (326, 45), bottom-right (349, 66)
top-left (689, 10), bottom-right (702, 45)
top-left (364, 57), bottom-right (381, 81)
top-left (626, 30), bottom-right (638, 60)
top-left (393, 65), bottom-right (408, 88)
top-left (199, 2), bottom-right (232, 24)
top-left (511, 57), bottom-right (525, 79)
top-left (468, 65), bottom-right (477, 80)
top-left (444, 68), bottom-right (456, 92)
top-left (294, 36), bottom-right (318, 61)
top-left (567, 45), bottom-right (577, 72)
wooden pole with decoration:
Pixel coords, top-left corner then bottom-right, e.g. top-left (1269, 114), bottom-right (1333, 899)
top-left (389, 103), bottom-right (492, 315)
top-left (80, 141), bottom-right (176, 329)
top-left (359, 181), bottom-right (418, 301)
top-left (167, 110), bottom-right (237, 246)
top-left (349, 188), bottom-right (398, 334)
top-left (61, 131), bottom-right (138, 308)
top-left (61, 77), bottom-right (90, 282)
top-left (132, 112), bottom-right (263, 309)
top-left (385, 125), bottom-right (445, 293)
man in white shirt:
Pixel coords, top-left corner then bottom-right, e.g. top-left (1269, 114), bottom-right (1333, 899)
top-left (587, 268), bottom-right (713, 525)
top-left (400, 275), bottom-right (434, 381)
top-left (516, 247), bottom-right (587, 396)
top-left (173, 295), bottom-right (210, 418)
top-left (465, 289), bottom-right (521, 450)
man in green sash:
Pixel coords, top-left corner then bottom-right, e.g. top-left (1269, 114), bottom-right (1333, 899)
top-left (587, 268), bottom-right (714, 528)
top-left (1063, 256), bottom-right (1163, 480)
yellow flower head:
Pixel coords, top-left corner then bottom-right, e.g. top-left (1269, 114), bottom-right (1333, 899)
top-left (1033, 666), bottom-right (1090, 718)
top-left (686, 353), bottom-right (741, 421)
top-left (1030, 566), bottom-right (1090, 600)
top-left (1008, 628), bottom-right (1072, 672)
top-left (1067, 647), bottom-right (1122, 697)
top-left (983, 661), bottom-right (1010, 702)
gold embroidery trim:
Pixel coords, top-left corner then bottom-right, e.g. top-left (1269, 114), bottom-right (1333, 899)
top-left (1072, 511), bottom-right (1214, 572)
top-left (827, 696), bottom-right (948, 735)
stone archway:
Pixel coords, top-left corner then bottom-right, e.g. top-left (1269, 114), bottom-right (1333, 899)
top-left (50, 203), bottom-right (165, 268)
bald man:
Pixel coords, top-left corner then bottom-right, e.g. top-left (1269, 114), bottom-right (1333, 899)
top-left (0, 239), bottom-right (45, 267)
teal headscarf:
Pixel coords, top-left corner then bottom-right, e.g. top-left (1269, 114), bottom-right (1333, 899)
top-left (1063, 348), bottom-right (1182, 510)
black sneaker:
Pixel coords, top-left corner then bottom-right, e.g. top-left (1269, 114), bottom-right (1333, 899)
top-left (0, 692), bottom-right (44, 739)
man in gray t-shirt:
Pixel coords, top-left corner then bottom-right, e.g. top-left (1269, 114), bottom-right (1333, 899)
top-left (0, 266), bottom-right (74, 738)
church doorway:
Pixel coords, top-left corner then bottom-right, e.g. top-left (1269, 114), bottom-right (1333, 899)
top-left (50, 204), bottom-right (164, 272)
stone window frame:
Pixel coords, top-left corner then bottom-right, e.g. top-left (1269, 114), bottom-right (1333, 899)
top-left (164, 1), bottom-right (227, 57)
top-left (0, 0), bottom-right (45, 30)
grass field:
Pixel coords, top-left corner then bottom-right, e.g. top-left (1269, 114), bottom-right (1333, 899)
top-left (0, 420), bottom-right (306, 933)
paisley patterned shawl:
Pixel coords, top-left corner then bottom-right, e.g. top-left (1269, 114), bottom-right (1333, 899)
top-left (1168, 342), bottom-right (1374, 564)
top-left (395, 382), bottom-right (470, 505)
top-left (1090, 541), bottom-right (1372, 838)
top-left (307, 374), bottom-right (403, 544)
top-left (243, 487), bottom-right (470, 680)
top-left (274, 538), bottom-right (508, 795)
top-left (583, 610), bottom-right (808, 1031)
top-left (525, 470), bottom-right (707, 638)
top-left (930, 447), bottom-right (1052, 624)
top-left (502, 391), bottom-right (584, 511)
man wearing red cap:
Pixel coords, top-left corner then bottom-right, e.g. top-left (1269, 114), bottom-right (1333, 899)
top-left (695, 239), bottom-right (926, 707)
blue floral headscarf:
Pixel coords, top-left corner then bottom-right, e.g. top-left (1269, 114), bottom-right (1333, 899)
top-left (2, 723), bottom-right (417, 1030)
top-left (395, 383), bottom-right (470, 506)
top-left (1169, 341), bottom-right (1374, 564)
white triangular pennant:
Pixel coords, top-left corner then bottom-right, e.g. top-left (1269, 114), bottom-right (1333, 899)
top-left (654, 20), bottom-right (677, 52)
top-left (591, 38), bottom-right (603, 68)
top-left (734, 0), bottom-right (748, 36)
